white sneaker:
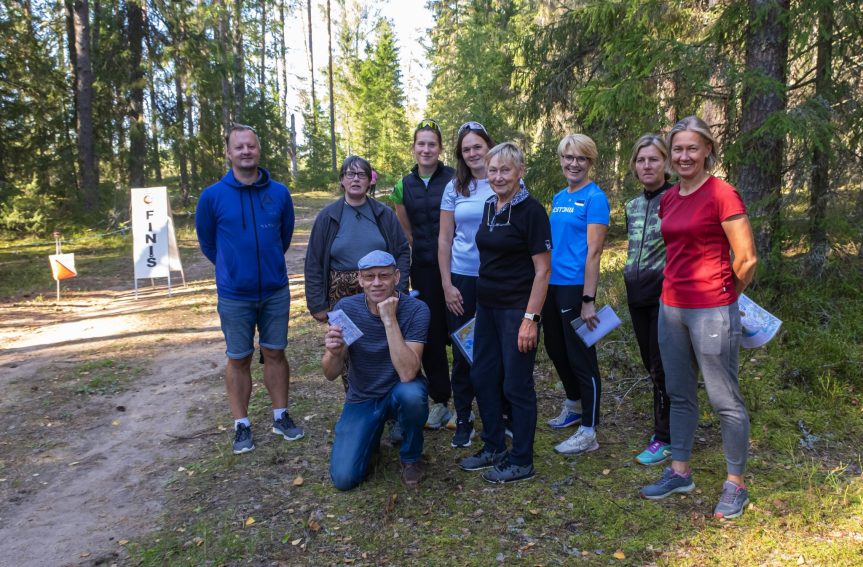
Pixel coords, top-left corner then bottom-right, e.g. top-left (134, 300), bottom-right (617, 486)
top-left (554, 427), bottom-right (599, 455)
top-left (425, 402), bottom-right (452, 430)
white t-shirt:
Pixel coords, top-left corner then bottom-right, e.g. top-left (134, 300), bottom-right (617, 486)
top-left (440, 178), bottom-right (494, 276)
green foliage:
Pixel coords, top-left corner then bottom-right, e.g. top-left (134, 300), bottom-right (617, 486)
top-left (333, 14), bottom-right (412, 179)
top-left (299, 96), bottom-right (336, 190)
top-left (0, 186), bottom-right (55, 234)
top-left (426, 0), bottom-right (523, 147)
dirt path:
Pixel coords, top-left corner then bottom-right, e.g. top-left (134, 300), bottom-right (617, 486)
top-left (0, 233), bottom-right (309, 566)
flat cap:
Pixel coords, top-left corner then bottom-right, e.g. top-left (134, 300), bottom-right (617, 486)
top-left (357, 250), bottom-right (396, 270)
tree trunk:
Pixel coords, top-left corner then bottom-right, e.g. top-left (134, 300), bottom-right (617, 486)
top-left (327, 0), bottom-right (337, 174)
top-left (185, 88), bottom-right (196, 203)
top-left (808, 1), bottom-right (833, 275)
top-left (233, 0), bottom-right (246, 121)
top-left (127, 0), bottom-right (146, 188)
top-left (217, 0), bottom-right (233, 132)
top-left (144, 4), bottom-right (162, 182)
top-left (175, 72), bottom-right (190, 201)
top-left (290, 112), bottom-right (298, 180)
top-left (64, 2), bottom-right (80, 196)
top-left (307, 0), bottom-right (317, 129)
top-left (735, 0), bottom-right (789, 263)
top-left (279, 0), bottom-right (288, 130)
top-left (70, 0), bottom-right (100, 211)
top-left (259, 0), bottom-right (266, 108)
top-left (857, 181), bottom-right (863, 262)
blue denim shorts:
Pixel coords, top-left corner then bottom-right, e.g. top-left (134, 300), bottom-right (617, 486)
top-left (217, 285), bottom-right (290, 359)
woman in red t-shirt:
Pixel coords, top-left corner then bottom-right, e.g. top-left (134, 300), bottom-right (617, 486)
top-left (638, 116), bottom-right (757, 520)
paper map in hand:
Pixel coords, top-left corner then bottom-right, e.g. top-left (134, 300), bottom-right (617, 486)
top-left (738, 294), bottom-right (782, 349)
top-left (327, 309), bottom-right (363, 346)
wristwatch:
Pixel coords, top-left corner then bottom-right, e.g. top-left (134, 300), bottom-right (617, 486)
top-left (523, 312), bottom-right (541, 323)
top-left (581, 295), bottom-right (595, 303)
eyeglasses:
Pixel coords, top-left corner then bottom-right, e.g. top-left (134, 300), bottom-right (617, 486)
top-left (486, 201), bottom-right (513, 232)
top-left (457, 121), bottom-right (489, 137)
top-left (360, 270), bottom-right (396, 283)
top-left (344, 171), bottom-right (369, 180)
top-left (415, 118), bottom-right (441, 134)
top-left (560, 154), bottom-right (590, 165)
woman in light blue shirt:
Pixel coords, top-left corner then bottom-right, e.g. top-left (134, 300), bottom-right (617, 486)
top-left (438, 121), bottom-right (496, 448)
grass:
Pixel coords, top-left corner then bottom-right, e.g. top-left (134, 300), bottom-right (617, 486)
top-left (72, 359), bottom-right (142, 396)
top-left (3, 189), bottom-right (862, 565)
top-left (125, 237), bottom-right (862, 566)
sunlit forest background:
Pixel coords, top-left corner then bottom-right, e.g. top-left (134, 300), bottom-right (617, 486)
top-left (1, 0), bottom-right (862, 274)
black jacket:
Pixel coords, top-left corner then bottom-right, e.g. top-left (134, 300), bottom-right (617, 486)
top-left (304, 197), bottom-right (410, 314)
top-left (624, 183), bottom-right (670, 307)
top-left (401, 162), bottom-right (455, 267)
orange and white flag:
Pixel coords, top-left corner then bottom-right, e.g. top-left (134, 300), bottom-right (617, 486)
top-left (49, 253), bottom-right (77, 280)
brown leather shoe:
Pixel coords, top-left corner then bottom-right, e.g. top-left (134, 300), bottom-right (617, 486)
top-left (400, 460), bottom-right (423, 487)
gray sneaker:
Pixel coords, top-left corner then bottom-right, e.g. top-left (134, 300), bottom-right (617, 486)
top-left (639, 466), bottom-right (695, 500)
top-left (273, 411), bottom-right (304, 441)
top-left (713, 480), bottom-right (750, 519)
top-left (232, 423), bottom-right (255, 454)
top-left (425, 402), bottom-right (452, 430)
top-left (458, 447), bottom-right (506, 471)
top-left (481, 459), bottom-right (535, 484)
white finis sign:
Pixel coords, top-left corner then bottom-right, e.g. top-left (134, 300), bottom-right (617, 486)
top-left (131, 187), bottom-right (184, 293)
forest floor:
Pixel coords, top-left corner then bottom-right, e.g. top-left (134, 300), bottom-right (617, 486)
top-left (0, 191), bottom-right (861, 566)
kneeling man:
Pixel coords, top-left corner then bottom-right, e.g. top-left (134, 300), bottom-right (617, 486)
top-left (322, 250), bottom-right (430, 490)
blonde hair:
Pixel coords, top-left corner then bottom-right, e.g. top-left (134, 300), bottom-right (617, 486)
top-left (629, 134), bottom-right (671, 180)
top-left (667, 116), bottom-right (718, 170)
top-left (485, 141), bottom-right (525, 170)
top-left (557, 134), bottom-right (598, 163)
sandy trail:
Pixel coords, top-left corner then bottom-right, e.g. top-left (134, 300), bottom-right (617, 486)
top-left (0, 236), bottom-right (308, 566)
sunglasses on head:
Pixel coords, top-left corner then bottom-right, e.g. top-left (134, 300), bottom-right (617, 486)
top-left (457, 121), bottom-right (488, 137)
top-left (416, 118), bottom-right (441, 133)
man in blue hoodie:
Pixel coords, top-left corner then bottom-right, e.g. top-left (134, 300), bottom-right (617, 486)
top-left (196, 124), bottom-right (303, 454)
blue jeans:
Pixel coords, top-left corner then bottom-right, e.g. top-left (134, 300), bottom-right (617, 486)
top-left (471, 304), bottom-right (538, 467)
top-left (217, 285), bottom-right (290, 359)
top-left (329, 380), bottom-right (428, 491)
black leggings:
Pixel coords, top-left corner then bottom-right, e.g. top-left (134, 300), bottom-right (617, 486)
top-left (411, 264), bottom-right (451, 405)
top-left (629, 303), bottom-right (670, 443)
top-left (541, 284), bottom-right (602, 427)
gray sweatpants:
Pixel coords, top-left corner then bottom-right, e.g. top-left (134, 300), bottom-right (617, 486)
top-left (659, 301), bottom-right (749, 476)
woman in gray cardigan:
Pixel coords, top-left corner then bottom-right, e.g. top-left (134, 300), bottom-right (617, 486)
top-left (304, 155), bottom-right (410, 322)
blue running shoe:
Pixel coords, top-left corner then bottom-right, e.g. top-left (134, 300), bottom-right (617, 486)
top-left (232, 423), bottom-right (255, 454)
top-left (481, 458), bottom-right (535, 484)
top-left (639, 467), bottom-right (695, 500)
top-left (273, 411), bottom-right (304, 441)
top-left (713, 481), bottom-right (750, 519)
top-left (635, 439), bottom-right (672, 466)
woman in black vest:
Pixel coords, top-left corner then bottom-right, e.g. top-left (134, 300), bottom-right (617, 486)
top-left (390, 119), bottom-right (456, 429)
